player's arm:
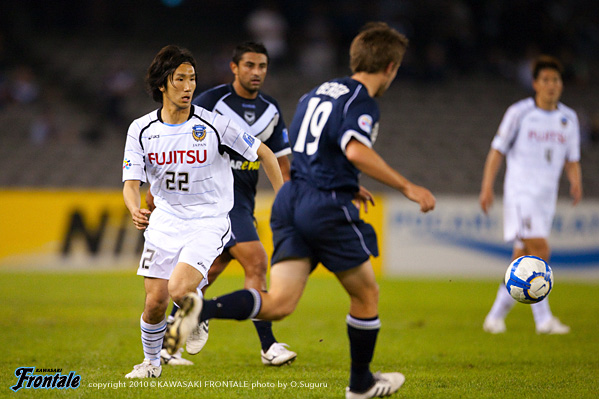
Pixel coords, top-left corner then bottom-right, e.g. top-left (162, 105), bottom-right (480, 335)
top-left (277, 155), bottom-right (291, 182)
top-left (565, 161), bottom-right (582, 205)
top-left (479, 148), bottom-right (504, 214)
top-left (345, 139), bottom-right (435, 212)
top-left (123, 180), bottom-right (151, 230)
top-left (257, 143), bottom-right (284, 194)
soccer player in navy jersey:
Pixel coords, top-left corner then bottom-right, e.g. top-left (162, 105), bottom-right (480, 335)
top-left (165, 23), bottom-right (435, 398)
top-left (160, 42), bottom-right (295, 366)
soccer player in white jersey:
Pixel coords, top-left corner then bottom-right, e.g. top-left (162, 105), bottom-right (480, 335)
top-left (122, 45), bottom-right (283, 378)
top-left (164, 42), bottom-right (295, 366)
top-left (480, 55), bottom-right (582, 335)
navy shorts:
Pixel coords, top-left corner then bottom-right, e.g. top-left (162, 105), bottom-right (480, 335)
top-left (225, 202), bottom-right (260, 249)
top-left (270, 180), bottom-right (378, 273)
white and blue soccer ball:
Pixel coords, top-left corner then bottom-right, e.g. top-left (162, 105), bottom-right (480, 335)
top-left (504, 255), bottom-right (553, 304)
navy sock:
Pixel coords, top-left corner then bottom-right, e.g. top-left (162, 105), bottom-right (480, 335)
top-left (169, 303), bottom-right (179, 319)
top-left (253, 320), bottom-right (276, 351)
top-left (347, 315), bottom-right (381, 392)
top-left (200, 289), bottom-right (261, 322)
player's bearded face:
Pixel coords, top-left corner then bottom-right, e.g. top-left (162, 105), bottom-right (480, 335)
top-left (235, 52), bottom-right (268, 93)
top-left (533, 69), bottom-right (563, 107)
top-left (162, 63), bottom-right (196, 109)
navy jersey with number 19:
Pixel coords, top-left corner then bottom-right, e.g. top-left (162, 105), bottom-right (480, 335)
top-left (288, 77), bottom-right (380, 193)
top-left (271, 77), bottom-right (380, 272)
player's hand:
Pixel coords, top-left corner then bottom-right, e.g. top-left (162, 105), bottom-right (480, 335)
top-left (405, 184), bottom-right (435, 213)
top-left (353, 185), bottom-right (375, 213)
top-left (570, 182), bottom-right (582, 206)
top-left (479, 189), bottom-right (494, 215)
top-left (131, 208), bottom-right (151, 230)
top-left (146, 189), bottom-right (156, 211)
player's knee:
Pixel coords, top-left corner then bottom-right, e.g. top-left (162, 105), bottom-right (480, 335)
top-left (269, 305), bottom-right (294, 321)
top-left (144, 296), bottom-right (169, 322)
top-left (168, 283), bottom-right (193, 307)
top-left (355, 282), bottom-right (379, 307)
top-left (243, 256), bottom-right (268, 277)
top-left (263, 297), bottom-right (296, 321)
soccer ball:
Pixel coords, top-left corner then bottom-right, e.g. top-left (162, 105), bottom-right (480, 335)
top-left (504, 255), bottom-right (553, 304)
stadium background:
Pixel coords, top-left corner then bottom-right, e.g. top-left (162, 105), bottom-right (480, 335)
top-left (0, 0), bottom-right (598, 277)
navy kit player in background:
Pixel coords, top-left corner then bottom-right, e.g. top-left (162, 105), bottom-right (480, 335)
top-left (480, 55), bottom-right (581, 335)
top-left (161, 41), bottom-right (295, 366)
top-left (122, 45), bottom-right (283, 378)
top-left (165, 23), bottom-right (435, 399)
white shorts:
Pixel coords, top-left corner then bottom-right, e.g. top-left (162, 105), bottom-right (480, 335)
top-left (503, 197), bottom-right (554, 242)
top-left (137, 208), bottom-right (231, 289)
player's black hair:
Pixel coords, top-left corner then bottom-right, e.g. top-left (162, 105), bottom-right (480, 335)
top-left (232, 42), bottom-right (269, 65)
top-left (532, 55), bottom-right (563, 80)
top-left (146, 45), bottom-right (197, 103)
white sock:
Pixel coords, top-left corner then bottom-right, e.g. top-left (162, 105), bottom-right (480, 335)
top-left (531, 300), bottom-right (552, 326)
top-left (486, 284), bottom-right (516, 321)
top-left (140, 315), bottom-right (166, 367)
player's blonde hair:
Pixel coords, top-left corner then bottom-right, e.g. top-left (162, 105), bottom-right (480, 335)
top-left (350, 22), bottom-right (409, 74)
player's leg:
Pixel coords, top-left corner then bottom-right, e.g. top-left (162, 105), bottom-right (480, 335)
top-left (336, 260), bottom-right (405, 398)
top-left (126, 277), bottom-right (169, 378)
top-left (164, 261), bottom-right (208, 355)
top-left (521, 238), bottom-right (570, 334)
top-left (167, 250), bottom-right (233, 321)
top-left (201, 258), bottom-right (310, 322)
top-left (229, 240), bottom-right (297, 365)
top-left (164, 250), bottom-right (231, 352)
top-left (204, 250), bottom-right (233, 293)
top-left (483, 245), bottom-right (524, 334)
top-left (164, 258), bottom-right (310, 356)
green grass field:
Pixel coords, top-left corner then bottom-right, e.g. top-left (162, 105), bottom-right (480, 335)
top-left (1, 270), bottom-right (598, 398)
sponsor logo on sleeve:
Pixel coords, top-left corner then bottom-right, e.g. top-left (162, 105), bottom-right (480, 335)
top-left (243, 132), bottom-right (255, 147)
top-left (358, 114), bottom-right (373, 134)
top-left (123, 159), bottom-right (132, 170)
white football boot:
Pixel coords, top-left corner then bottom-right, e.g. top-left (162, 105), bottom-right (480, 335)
top-left (345, 371), bottom-right (405, 399)
top-left (160, 348), bottom-right (194, 366)
top-left (125, 359), bottom-right (162, 378)
top-left (186, 320), bottom-right (209, 355)
top-left (260, 342), bottom-right (297, 366)
top-left (164, 293), bottom-right (202, 355)
top-left (536, 317), bottom-right (570, 335)
top-left (483, 317), bottom-right (506, 334)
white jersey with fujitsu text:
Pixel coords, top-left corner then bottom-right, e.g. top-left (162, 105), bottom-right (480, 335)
top-left (122, 105), bottom-right (261, 219)
top-left (491, 97), bottom-right (580, 205)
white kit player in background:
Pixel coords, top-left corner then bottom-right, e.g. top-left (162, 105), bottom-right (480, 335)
top-left (122, 45), bottom-right (283, 378)
top-left (480, 55), bottom-right (582, 335)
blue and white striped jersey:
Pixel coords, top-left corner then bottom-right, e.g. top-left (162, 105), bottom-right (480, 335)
top-left (122, 105), bottom-right (261, 219)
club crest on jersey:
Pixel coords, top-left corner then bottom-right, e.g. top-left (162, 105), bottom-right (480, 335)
top-left (561, 117), bottom-right (567, 126)
top-left (242, 132), bottom-right (255, 147)
top-left (244, 110), bottom-right (256, 125)
top-left (192, 125), bottom-right (206, 141)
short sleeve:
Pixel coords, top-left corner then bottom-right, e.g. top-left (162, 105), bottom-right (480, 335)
top-left (491, 104), bottom-right (521, 154)
top-left (338, 93), bottom-right (379, 154)
top-left (218, 116), bottom-right (261, 162)
top-left (122, 121), bottom-right (146, 183)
